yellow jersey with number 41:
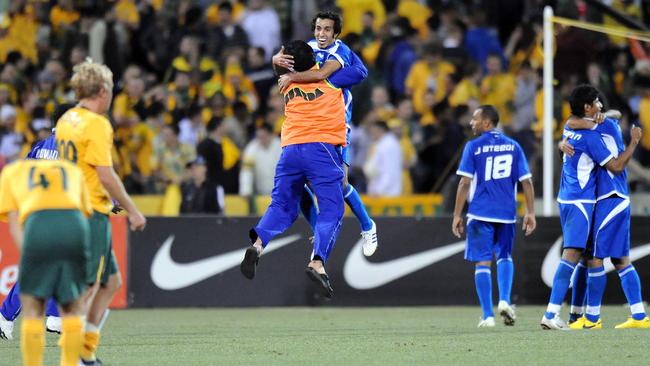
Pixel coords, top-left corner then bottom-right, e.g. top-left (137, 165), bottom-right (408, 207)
top-left (56, 107), bottom-right (114, 214)
top-left (0, 160), bottom-right (92, 225)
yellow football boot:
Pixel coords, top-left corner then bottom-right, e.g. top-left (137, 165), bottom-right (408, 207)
top-left (615, 317), bottom-right (650, 329)
top-left (568, 316), bottom-right (586, 330)
top-left (583, 318), bottom-right (602, 329)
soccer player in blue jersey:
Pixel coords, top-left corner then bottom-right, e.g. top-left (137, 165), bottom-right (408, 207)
top-left (541, 84), bottom-right (640, 330)
top-left (0, 128), bottom-right (62, 340)
top-left (559, 94), bottom-right (647, 329)
top-left (273, 11), bottom-right (377, 257)
top-left (452, 105), bottom-right (536, 327)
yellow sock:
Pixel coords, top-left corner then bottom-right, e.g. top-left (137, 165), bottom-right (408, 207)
top-left (80, 330), bottom-right (100, 361)
top-left (21, 317), bottom-right (45, 366)
top-left (60, 317), bottom-right (83, 366)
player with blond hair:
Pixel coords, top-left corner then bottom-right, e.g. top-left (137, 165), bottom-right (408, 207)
top-left (56, 59), bottom-right (146, 365)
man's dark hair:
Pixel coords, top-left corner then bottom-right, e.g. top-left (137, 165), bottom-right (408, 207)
top-left (146, 101), bottom-right (165, 119)
top-left (258, 122), bottom-right (273, 134)
top-left (478, 105), bottom-right (499, 125)
top-left (284, 40), bottom-right (315, 72)
top-left (207, 117), bottom-right (222, 132)
top-left (218, 1), bottom-right (233, 12)
top-left (373, 120), bottom-right (389, 132)
top-left (311, 11), bottom-right (342, 36)
top-left (569, 84), bottom-right (600, 117)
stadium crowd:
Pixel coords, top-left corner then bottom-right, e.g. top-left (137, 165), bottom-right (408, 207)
top-left (4, 0), bottom-right (650, 207)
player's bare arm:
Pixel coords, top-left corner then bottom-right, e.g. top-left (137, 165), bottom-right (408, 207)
top-left (604, 125), bottom-right (642, 174)
top-left (521, 178), bottom-right (536, 236)
top-left (278, 59), bottom-right (341, 93)
top-left (96, 166), bottom-right (147, 231)
top-left (452, 176), bottom-right (472, 238)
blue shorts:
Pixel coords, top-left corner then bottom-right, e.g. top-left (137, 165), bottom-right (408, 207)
top-left (592, 197), bottom-right (630, 259)
top-left (464, 219), bottom-right (515, 262)
top-left (559, 202), bottom-right (594, 249)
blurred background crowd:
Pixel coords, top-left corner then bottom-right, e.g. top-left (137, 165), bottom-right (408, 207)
top-left (4, 0), bottom-right (650, 214)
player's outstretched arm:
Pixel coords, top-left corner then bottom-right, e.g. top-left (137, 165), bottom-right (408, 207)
top-left (452, 176), bottom-right (471, 238)
top-left (96, 166), bottom-right (147, 231)
top-left (604, 125), bottom-right (642, 174)
top-left (278, 59), bottom-right (341, 92)
top-left (521, 178), bottom-right (536, 236)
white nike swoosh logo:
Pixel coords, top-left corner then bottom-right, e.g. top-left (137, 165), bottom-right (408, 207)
top-left (343, 239), bottom-right (466, 290)
top-left (541, 236), bottom-right (650, 287)
top-left (150, 234), bottom-right (302, 290)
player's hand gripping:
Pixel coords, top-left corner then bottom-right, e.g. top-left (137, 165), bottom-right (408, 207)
top-left (523, 213), bottom-right (536, 236)
top-left (452, 215), bottom-right (464, 238)
top-left (558, 138), bottom-right (574, 157)
top-left (272, 46), bottom-right (294, 70)
top-left (128, 210), bottom-right (147, 231)
top-left (278, 73), bottom-right (293, 93)
top-left (631, 125), bottom-right (642, 145)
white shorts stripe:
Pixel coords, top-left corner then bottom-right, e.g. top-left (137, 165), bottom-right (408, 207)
top-left (594, 199), bottom-right (630, 257)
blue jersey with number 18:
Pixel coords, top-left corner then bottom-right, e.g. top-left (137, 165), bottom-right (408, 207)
top-left (456, 130), bottom-right (531, 223)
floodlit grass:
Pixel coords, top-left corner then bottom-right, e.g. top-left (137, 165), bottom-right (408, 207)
top-left (0, 306), bottom-right (647, 365)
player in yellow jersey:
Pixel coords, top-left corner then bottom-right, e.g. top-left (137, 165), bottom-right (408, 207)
top-left (0, 160), bottom-right (92, 366)
top-left (55, 59), bottom-right (146, 366)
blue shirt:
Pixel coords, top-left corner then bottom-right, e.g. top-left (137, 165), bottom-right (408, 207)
top-left (457, 130), bottom-right (531, 223)
top-left (594, 118), bottom-right (629, 200)
top-left (26, 132), bottom-right (58, 160)
top-left (308, 39), bottom-right (364, 127)
top-left (557, 125), bottom-right (613, 203)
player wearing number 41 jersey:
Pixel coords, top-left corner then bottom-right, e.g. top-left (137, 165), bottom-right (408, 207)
top-left (0, 159), bottom-right (92, 366)
top-left (453, 105), bottom-right (536, 328)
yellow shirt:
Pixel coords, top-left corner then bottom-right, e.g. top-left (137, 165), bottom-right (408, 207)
top-left (480, 73), bottom-right (516, 125)
top-left (405, 60), bottom-right (456, 114)
top-left (449, 78), bottom-right (480, 107)
top-left (50, 6), bottom-right (80, 31)
top-left (638, 97), bottom-right (650, 150)
top-left (128, 123), bottom-right (156, 177)
top-left (56, 107), bottom-right (114, 214)
top-left (115, 0), bottom-right (140, 27)
top-left (0, 160), bottom-right (92, 225)
top-left (336, 0), bottom-right (386, 36)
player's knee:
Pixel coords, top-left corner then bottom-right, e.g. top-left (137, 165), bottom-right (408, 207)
top-left (107, 273), bottom-right (122, 293)
top-left (561, 249), bottom-right (582, 263)
top-left (611, 256), bottom-right (630, 269)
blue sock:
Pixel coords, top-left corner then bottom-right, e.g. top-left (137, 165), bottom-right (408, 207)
top-left (585, 266), bottom-right (606, 323)
top-left (545, 259), bottom-right (575, 319)
top-left (45, 298), bottom-right (59, 317)
top-left (299, 185), bottom-right (318, 232)
top-left (344, 184), bottom-right (373, 231)
top-left (569, 262), bottom-right (588, 321)
top-left (618, 265), bottom-right (646, 320)
top-left (474, 265), bottom-right (494, 319)
top-left (496, 258), bottom-right (513, 304)
top-left (0, 282), bottom-right (21, 321)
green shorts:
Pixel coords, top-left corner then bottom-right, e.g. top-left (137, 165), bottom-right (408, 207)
top-left (88, 211), bottom-right (118, 285)
top-left (19, 210), bottom-right (90, 305)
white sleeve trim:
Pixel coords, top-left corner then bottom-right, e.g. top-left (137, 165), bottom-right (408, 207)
top-left (518, 173), bottom-right (532, 182)
top-left (599, 154), bottom-right (614, 166)
top-left (456, 170), bottom-right (473, 178)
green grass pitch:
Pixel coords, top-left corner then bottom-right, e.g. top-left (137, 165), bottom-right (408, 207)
top-left (1, 306), bottom-right (647, 365)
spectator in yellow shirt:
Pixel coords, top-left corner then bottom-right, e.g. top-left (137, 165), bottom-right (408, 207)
top-left (405, 44), bottom-right (456, 115)
top-left (50, 0), bottom-right (80, 33)
top-left (336, 0), bottom-right (386, 36)
top-left (480, 53), bottom-right (516, 127)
